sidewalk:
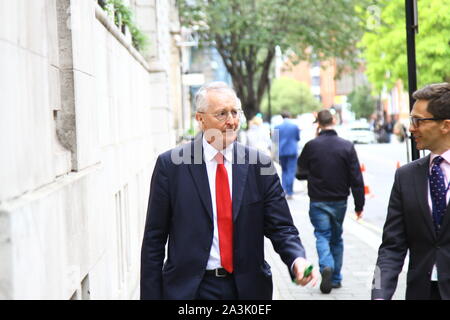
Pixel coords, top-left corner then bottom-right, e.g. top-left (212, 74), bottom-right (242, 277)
top-left (265, 179), bottom-right (407, 300)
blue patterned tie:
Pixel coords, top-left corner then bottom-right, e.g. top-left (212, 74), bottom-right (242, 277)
top-left (430, 156), bottom-right (447, 231)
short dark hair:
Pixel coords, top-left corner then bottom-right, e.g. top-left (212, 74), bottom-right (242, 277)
top-left (315, 109), bottom-right (333, 126)
top-left (281, 111), bottom-right (291, 119)
top-left (412, 83), bottom-right (450, 118)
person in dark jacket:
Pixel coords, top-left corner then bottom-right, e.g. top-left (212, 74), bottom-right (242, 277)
top-left (296, 109), bottom-right (365, 293)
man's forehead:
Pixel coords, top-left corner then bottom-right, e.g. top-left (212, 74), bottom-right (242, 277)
top-left (207, 92), bottom-right (237, 108)
top-left (411, 99), bottom-right (430, 114)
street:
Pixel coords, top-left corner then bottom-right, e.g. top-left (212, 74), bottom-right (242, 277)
top-left (354, 140), bottom-right (409, 231)
top-left (297, 134), bottom-right (412, 232)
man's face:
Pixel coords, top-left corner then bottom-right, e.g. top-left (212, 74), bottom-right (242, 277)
top-left (409, 99), bottom-right (446, 153)
top-left (196, 91), bottom-right (240, 150)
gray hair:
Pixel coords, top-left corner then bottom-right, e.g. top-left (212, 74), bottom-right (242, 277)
top-left (194, 81), bottom-right (242, 112)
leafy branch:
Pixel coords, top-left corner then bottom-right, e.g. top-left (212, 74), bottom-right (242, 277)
top-left (100, 0), bottom-right (149, 52)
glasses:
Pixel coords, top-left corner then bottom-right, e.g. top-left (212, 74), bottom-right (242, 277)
top-left (409, 116), bottom-right (449, 127)
top-left (199, 109), bottom-right (243, 122)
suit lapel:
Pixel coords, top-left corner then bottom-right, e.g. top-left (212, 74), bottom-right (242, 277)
top-left (232, 142), bottom-right (249, 222)
top-left (187, 136), bottom-right (213, 222)
top-left (414, 155), bottom-right (436, 237)
top-left (439, 176), bottom-right (450, 236)
top-left (439, 204), bottom-right (450, 238)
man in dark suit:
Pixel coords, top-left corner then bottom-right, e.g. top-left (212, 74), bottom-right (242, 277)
top-left (274, 111), bottom-right (300, 200)
top-left (372, 82), bottom-right (450, 300)
top-left (140, 82), bottom-right (318, 300)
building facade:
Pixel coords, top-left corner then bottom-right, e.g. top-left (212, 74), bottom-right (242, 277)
top-left (0, 0), bottom-right (183, 299)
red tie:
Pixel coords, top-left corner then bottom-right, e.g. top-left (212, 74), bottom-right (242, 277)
top-left (215, 152), bottom-right (233, 273)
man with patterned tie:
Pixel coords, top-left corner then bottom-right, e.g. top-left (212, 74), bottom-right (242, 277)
top-left (140, 82), bottom-right (318, 300)
top-left (372, 82), bottom-right (450, 300)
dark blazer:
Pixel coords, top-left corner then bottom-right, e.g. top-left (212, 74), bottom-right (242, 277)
top-left (275, 120), bottom-right (300, 157)
top-left (372, 155), bottom-right (450, 300)
top-left (140, 136), bottom-right (306, 299)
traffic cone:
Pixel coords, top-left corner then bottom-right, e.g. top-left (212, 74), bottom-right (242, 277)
top-left (360, 163), bottom-right (374, 198)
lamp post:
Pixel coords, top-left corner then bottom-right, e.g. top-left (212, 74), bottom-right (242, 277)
top-left (267, 75), bottom-right (272, 127)
top-left (405, 0), bottom-right (420, 161)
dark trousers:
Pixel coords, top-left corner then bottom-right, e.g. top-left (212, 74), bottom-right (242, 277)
top-left (279, 155), bottom-right (297, 196)
top-left (430, 282), bottom-right (442, 300)
top-left (195, 273), bottom-right (238, 300)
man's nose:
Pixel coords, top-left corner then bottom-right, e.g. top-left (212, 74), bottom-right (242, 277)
top-left (224, 112), bottom-right (234, 124)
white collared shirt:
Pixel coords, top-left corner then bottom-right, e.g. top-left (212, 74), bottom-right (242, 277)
top-left (427, 150), bottom-right (450, 281)
top-left (202, 136), bottom-right (233, 270)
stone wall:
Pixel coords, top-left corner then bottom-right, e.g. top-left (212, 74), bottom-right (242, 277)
top-left (0, 0), bottom-right (181, 299)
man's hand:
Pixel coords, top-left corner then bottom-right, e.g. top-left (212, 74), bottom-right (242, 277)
top-left (292, 258), bottom-right (319, 287)
top-left (356, 211), bottom-right (363, 220)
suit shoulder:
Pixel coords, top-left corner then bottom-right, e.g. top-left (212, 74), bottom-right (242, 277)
top-left (158, 142), bottom-right (194, 164)
top-left (397, 156), bottom-right (427, 174)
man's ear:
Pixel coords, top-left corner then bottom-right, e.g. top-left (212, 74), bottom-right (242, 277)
top-left (442, 119), bottom-right (450, 134)
top-left (195, 112), bottom-right (203, 122)
top-left (195, 113), bottom-right (204, 129)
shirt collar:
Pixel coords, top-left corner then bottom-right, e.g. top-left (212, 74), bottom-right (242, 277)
top-left (202, 135), bottom-right (234, 163)
top-left (430, 149), bottom-right (450, 167)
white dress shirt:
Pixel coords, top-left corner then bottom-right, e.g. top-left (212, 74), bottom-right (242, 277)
top-left (202, 137), bottom-right (233, 270)
top-left (427, 150), bottom-right (450, 281)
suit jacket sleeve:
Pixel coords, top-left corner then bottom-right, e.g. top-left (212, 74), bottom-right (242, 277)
top-left (348, 144), bottom-right (365, 212)
top-left (140, 155), bottom-right (171, 300)
top-left (261, 159), bottom-right (306, 279)
top-left (371, 169), bottom-right (408, 300)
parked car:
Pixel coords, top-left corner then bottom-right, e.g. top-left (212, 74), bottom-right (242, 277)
top-left (347, 125), bottom-right (377, 144)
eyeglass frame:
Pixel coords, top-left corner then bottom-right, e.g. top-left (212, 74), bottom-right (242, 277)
top-left (197, 109), bottom-right (243, 122)
top-left (409, 116), bottom-right (450, 127)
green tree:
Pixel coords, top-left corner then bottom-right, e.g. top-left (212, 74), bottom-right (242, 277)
top-left (260, 77), bottom-right (320, 117)
top-left (178, 0), bottom-right (373, 120)
top-left (359, 0), bottom-right (450, 93)
top-left (347, 85), bottom-right (376, 120)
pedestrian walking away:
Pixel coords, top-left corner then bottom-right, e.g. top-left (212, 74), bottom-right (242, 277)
top-left (296, 109), bottom-right (365, 294)
top-left (275, 111), bottom-right (300, 199)
top-left (246, 114), bottom-right (271, 156)
top-left (372, 82), bottom-right (450, 300)
top-left (140, 81), bottom-right (318, 300)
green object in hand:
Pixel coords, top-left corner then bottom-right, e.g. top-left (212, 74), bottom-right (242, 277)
top-left (303, 265), bottom-right (313, 277)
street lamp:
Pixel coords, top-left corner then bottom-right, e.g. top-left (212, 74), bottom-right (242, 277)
top-left (405, 0), bottom-right (420, 161)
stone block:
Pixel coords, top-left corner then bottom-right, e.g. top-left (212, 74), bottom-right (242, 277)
top-left (73, 70), bottom-right (100, 170)
top-left (0, 210), bottom-right (12, 299)
top-left (0, 0), bottom-right (20, 44)
top-left (21, 0), bottom-right (48, 57)
top-left (135, 6), bottom-right (156, 32)
top-left (48, 65), bottom-right (61, 110)
top-left (135, 0), bottom-right (155, 6)
top-left (70, 0), bottom-right (95, 75)
top-left (0, 42), bottom-right (54, 201)
top-left (46, 0), bottom-right (59, 67)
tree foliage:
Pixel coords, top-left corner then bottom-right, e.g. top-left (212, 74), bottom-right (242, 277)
top-left (178, 0), bottom-right (372, 120)
top-left (260, 77), bottom-right (320, 117)
top-left (348, 85), bottom-right (376, 120)
top-left (360, 0), bottom-right (450, 93)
